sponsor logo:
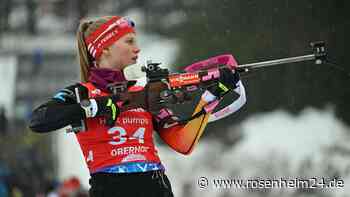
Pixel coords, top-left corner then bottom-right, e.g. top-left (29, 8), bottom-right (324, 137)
top-left (121, 154), bottom-right (146, 162)
top-left (214, 107), bottom-right (232, 117)
top-left (97, 31), bottom-right (118, 49)
top-left (111, 146), bottom-right (149, 156)
top-left (116, 117), bottom-right (149, 125)
top-left (98, 117), bottom-right (107, 125)
top-left (169, 73), bottom-right (200, 87)
top-left (202, 68), bottom-right (220, 81)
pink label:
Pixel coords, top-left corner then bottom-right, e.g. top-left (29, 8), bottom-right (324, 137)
top-left (202, 68), bottom-right (220, 81)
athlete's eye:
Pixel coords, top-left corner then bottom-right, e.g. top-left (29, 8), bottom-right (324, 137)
top-left (126, 39), bottom-right (134, 44)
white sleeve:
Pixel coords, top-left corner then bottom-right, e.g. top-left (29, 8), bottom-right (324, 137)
top-left (208, 80), bottom-right (247, 122)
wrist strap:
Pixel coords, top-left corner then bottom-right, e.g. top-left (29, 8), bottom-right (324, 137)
top-left (81, 99), bottom-right (98, 118)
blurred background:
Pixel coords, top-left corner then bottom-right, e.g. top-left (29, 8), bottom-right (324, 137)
top-left (0, 0), bottom-right (349, 196)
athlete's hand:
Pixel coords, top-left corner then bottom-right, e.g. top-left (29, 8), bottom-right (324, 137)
top-left (209, 67), bottom-right (240, 98)
top-left (220, 67), bottom-right (240, 89)
top-left (80, 95), bottom-right (120, 127)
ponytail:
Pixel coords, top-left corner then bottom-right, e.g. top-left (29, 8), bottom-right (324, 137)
top-left (76, 17), bottom-right (112, 82)
top-left (77, 20), bottom-right (92, 82)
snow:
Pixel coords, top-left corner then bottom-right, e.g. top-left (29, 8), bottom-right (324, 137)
top-left (236, 107), bottom-right (346, 167)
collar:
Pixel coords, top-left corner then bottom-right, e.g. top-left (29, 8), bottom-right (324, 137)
top-left (88, 67), bottom-right (127, 92)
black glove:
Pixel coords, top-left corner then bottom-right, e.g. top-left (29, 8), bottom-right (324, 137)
top-left (80, 95), bottom-right (120, 127)
top-left (209, 67), bottom-right (240, 98)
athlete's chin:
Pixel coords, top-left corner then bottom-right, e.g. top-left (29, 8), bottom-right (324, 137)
top-left (122, 61), bottom-right (137, 68)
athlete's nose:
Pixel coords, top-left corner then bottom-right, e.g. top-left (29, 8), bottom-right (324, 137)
top-left (133, 46), bottom-right (140, 54)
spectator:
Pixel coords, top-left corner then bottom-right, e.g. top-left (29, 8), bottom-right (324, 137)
top-left (58, 177), bottom-right (87, 197)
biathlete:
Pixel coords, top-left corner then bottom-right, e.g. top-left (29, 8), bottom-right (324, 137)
top-left (29, 15), bottom-right (239, 197)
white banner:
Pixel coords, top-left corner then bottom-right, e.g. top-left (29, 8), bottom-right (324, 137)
top-left (0, 56), bottom-right (17, 118)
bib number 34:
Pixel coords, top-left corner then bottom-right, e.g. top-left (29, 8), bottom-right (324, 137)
top-left (108, 126), bottom-right (145, 145)
top-left (85, 126), bottom-right (146, 163)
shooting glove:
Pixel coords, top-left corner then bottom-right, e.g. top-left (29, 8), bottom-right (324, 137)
top-left (209, 67), bottom-right (240, 98)
top-left (80, 95), bottom-right (120, 127)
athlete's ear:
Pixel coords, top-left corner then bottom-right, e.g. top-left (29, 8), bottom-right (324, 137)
top-left (101, 47), bottom-right (111, 57)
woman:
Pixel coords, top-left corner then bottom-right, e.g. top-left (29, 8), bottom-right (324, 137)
top-left (29, 16), bottom-right (238, 197)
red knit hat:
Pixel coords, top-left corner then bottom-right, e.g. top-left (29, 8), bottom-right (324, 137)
top-left (85, 16), bottom-right (135, 60)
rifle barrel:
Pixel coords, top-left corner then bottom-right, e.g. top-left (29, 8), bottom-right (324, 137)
top-left (238, 54), bottom-right (316, 72)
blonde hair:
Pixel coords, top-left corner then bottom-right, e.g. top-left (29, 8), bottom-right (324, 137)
top-left (76, 16), bottom-right (114, 82)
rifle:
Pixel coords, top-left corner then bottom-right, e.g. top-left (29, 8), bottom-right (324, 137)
top-left (109, 41), bottom-right (327, 118)
top-left (69, 41), bottom-right (327, 132)
top-left (107, 60), bottom-right (237, 114)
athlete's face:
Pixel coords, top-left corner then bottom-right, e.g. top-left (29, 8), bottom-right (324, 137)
top-left (102, 33), bottom-right (140, 70)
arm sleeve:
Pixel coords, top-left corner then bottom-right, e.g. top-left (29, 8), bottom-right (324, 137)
top-left (209, 80), bottom-right (246, 122)
top-left (28, 83), bottom-right (87, 133)
top-left (155, 91), bottom-right (215, 155)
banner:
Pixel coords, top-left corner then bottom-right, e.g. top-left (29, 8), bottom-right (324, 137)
top-left (0, 56), bottom-right (17, 118)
